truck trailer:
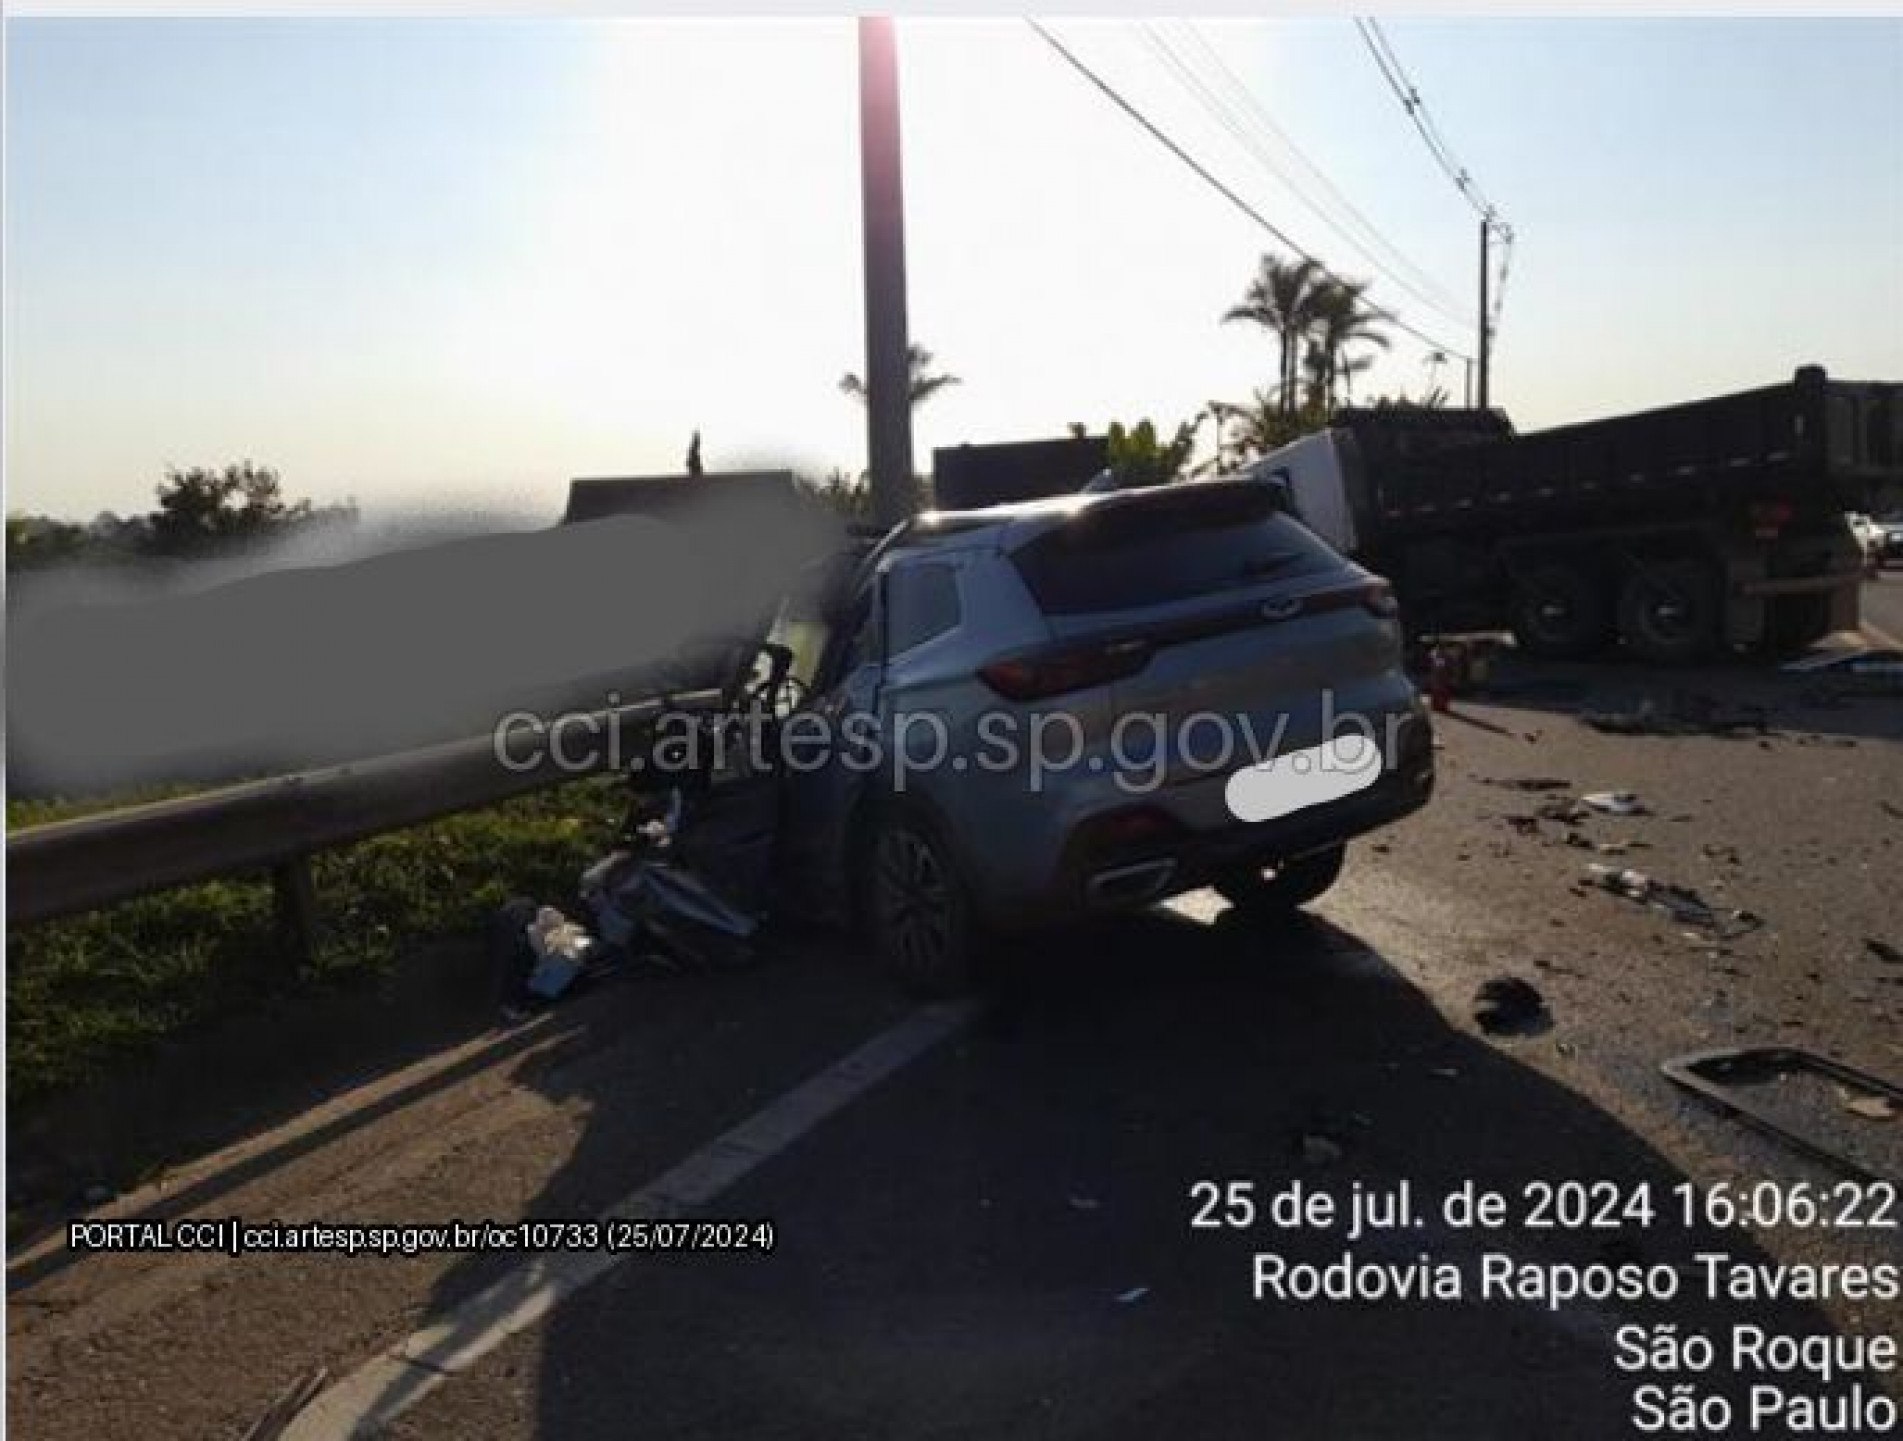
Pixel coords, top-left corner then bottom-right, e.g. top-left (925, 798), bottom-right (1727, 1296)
top-left (1243, 366), bottom-right (1901, 662)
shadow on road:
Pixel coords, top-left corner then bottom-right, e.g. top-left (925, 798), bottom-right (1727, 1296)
top-left (396, 900), bottom-right (1871, 1440)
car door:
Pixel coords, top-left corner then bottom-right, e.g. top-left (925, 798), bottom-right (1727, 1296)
top-left (774, 579), bottom-right (887, 922)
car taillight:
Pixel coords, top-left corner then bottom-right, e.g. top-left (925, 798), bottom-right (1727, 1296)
top-left (978, 638), bottom-right (1152, 700)
top-left (1300, 579), bottom-right (1401, 620)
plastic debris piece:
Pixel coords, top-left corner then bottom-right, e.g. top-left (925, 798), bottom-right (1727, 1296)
top-left (1843, 1094), bottom-right (1897, 1122)
top-left (525, 906), bottom-right (595, 1000)
top-left (1581, 790), bottom-right (1647, 816)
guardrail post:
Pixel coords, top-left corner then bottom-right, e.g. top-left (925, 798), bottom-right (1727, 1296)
top-left (271, 857), bottom-right (318, 971)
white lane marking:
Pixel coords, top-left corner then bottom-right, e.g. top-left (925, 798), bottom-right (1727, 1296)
top-left (282, 1000), bottom-right (976, 1440)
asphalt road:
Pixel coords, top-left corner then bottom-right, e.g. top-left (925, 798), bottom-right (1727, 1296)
top-left (10, 609), bottom-right (1902, 1441)
top-left (1862, 567), bottom-right (1903, 646)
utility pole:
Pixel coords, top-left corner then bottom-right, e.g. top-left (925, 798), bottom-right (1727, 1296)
top-left (858, 16), bottom-right (914, 530)
top-left (1477, 217), bottom-right (1492, 411)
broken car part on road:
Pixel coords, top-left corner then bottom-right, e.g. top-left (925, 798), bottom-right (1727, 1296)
top-left (1661, 1047), bottom-right (1903, 1183)
top-left (1583, 863), bottom-right (1764, 941)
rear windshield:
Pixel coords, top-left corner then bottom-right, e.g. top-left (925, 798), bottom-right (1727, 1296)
top-left (1011, 484), bottom-right (1342, 615)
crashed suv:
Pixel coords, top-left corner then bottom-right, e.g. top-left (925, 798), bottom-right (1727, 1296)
top-left (651, 479), bottom-right (1435, 994)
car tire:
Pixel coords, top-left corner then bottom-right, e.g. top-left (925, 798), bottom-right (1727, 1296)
top-left (1509, 561), bottom-right (1612, 659)
top-left (1214, 843), bottom-right (1346, 916)
top-left (1618, 558), bottom-right (1720, 664)
top-left (863, 807), bottom-right (977, 997)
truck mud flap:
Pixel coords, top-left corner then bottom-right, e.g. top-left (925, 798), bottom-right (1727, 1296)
top-left (1661, 1046), bottom-right (1902, 1183)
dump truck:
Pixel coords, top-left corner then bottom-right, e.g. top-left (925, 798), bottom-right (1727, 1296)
top-left (1241, 366), bottom-right (1901, 661)
top-left (933, 435), bottom-right (1110, 510)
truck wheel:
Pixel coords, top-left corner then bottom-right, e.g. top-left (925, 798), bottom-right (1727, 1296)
top-left (1509, 562), bottom-right (1611, 658)
top-left (1214, 844), bottom-right (1346, 917)
top-left (863, 808), bottom-right (977, 997)
top-left (1618, 559), bottom-right (1719, 663)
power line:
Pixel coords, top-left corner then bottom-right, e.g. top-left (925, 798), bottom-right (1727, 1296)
top-left (1352, 18), bottom-right (1515, 343)
top-left (1136, 24), bottom-right (1471, 326)
top-left (1025, 19), bottom-right (1474, 363)
top-left (1166, 21), bottom-right (1470, 322)
top-left (1354, 19), bottom-right (1502, 228)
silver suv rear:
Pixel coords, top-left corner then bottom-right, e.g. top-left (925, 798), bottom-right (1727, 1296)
top-left (760, 479), bottom-right (1435, 993)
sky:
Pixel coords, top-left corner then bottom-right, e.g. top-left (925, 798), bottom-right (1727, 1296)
top-left (5, 16), bottom-right (1901, 523)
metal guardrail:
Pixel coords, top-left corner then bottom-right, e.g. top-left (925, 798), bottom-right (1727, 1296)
top-left (7, 690), bottom-right (720, 961)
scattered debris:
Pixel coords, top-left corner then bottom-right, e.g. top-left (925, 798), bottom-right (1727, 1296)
top-left (525, 907), bottom-right (596, 1001)
top-left (1473, 976), bottom-right (1550, 1037)
top-left (1299, 1134), bottom-right (1345, 1166)
top-left (1867, 938), bottom-right (1903, 967)
top-left (1580, 693), bottom-right (1770, 738)
top-left (578, 786), bottom-right (760, 973)
top-left (1583, 864), bottom-right (1763, 940)
top-left (1482, 775), bottom-right (1574, 793)
top-left (1842, 1094), bottom-right (1897, 1123)
top-left (1581, 790), bottom-right (1648, 817)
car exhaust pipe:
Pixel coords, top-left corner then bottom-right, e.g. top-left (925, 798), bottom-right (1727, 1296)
top-left (1086, 857), bottom-right (1178, 907)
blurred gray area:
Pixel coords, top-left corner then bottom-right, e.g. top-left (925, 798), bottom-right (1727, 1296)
top-left (8, 480), bottom-right (841, 797)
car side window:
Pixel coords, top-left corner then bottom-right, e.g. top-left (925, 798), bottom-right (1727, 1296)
top-left (885, 561), bottom-right (962, 657)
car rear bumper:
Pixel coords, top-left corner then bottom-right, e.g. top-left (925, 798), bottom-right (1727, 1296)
top-left (984, 713), bottom-right (1436, 927)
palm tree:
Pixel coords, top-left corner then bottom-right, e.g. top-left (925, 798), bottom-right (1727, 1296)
top-left (1303, 278), bottom-right (1391, 412)
top-left (1222, 254), bottom-right (1321, 415)
top-left (1299, 341), bottom-right (1331, 414)
top-left (1337, 352), bottom-right (1377, 407)
top-left (1207, 388), bottom-right (1303, 471)
top-left (839, 344), bottom-right (961, 410)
